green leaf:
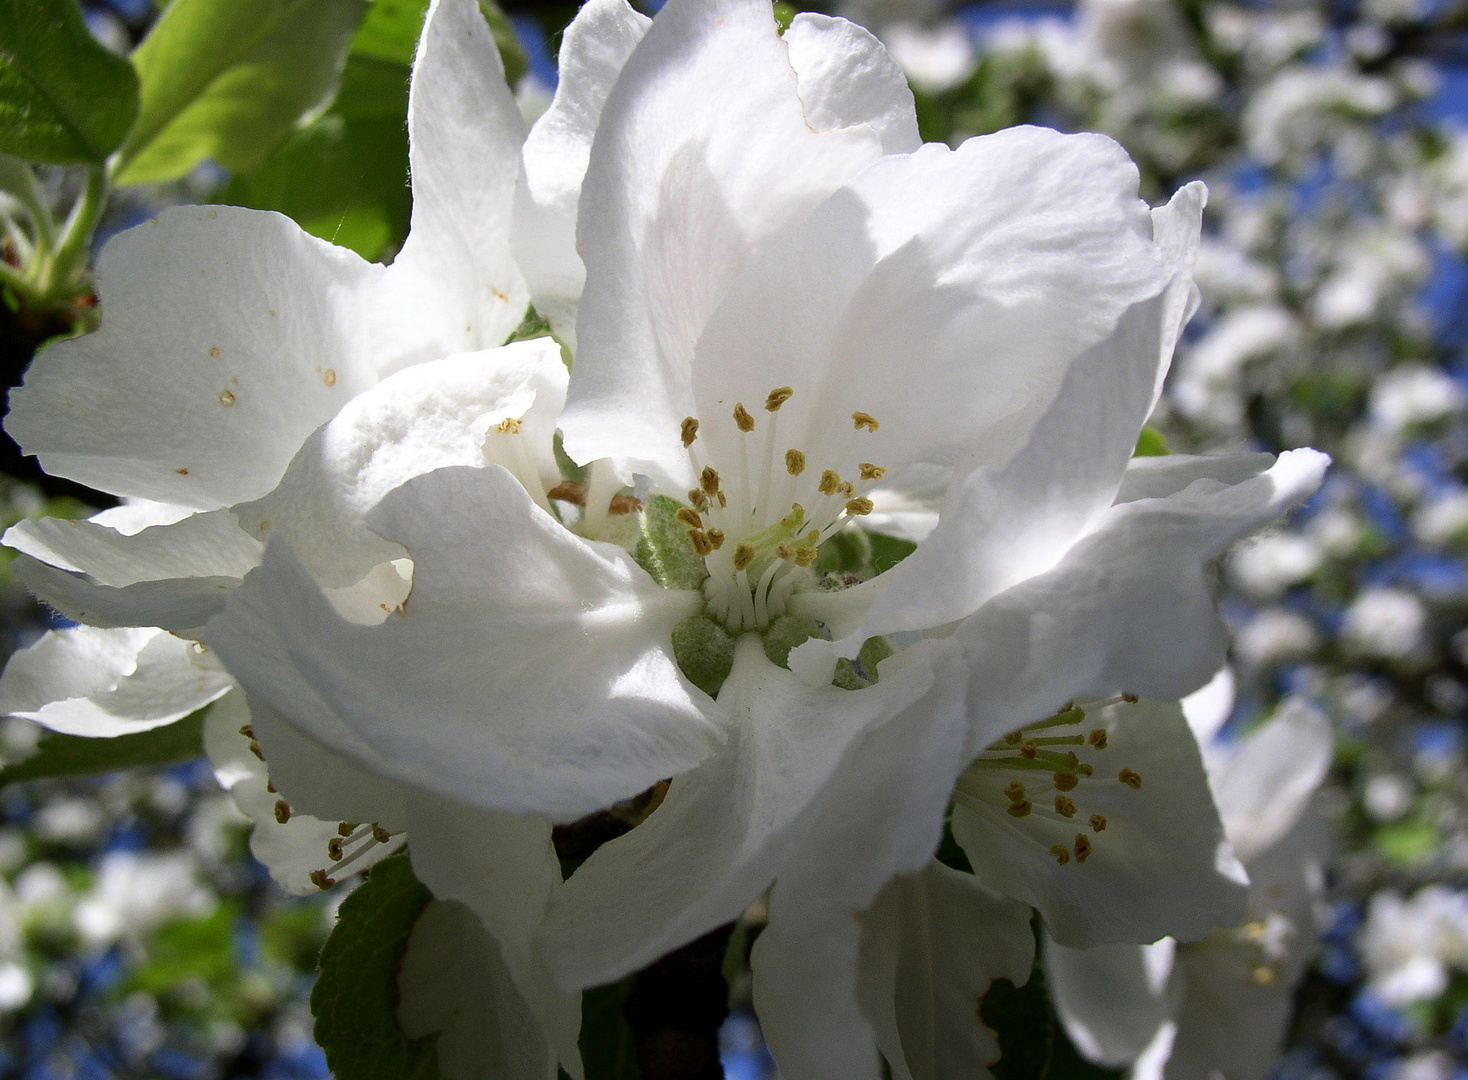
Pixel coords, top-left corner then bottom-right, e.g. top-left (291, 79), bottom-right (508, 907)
top-left (1132, 426), bottom-right (1170, 457)
top-left (115, 0), bottom-right (369, 185)
top-left (576, 978), bottom-right (642, 1080)
top-left (0, 708), bottom-right (206, 787)
top-left (0, 0), bottom-right (140, 164)
top-left (124, 901), bottom-right (240, 1001)
top-left (312, 852), bottom-right (439, 1080)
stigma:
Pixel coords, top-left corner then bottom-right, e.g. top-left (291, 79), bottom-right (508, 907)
top-left (676, 387), bottom-right (887, 632)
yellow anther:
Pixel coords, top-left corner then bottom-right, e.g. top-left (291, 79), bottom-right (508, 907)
top-left (688, 489), bottom-right (710, 512)
top-left (838, 480), bottom-right (855, 496)
top-left (1054, 773), bottom-right (1079, 792)
top-left (1007, 801), bottom-right (1033, 818)
top-left (858, 462), bottom-right (886, 481)
top-left (688, 529), bottom-right (714, 556)
top-left (765, 387), bottom-right (794, 412)
top-left (1050, 845), bottom-right (1071, 865)
top-left (785, 449), bottom-right (806, 475)
top-left (781, 505), bottom-right (805, 529)
top-left (248, 740), bottom-right (264, 761)
top-left (218, 389), bottom-right (236, 407)
top-left (1076, 763), bottom-right (1094, 777)
top-left (1020, 740), bottom-right (1037, 760)
top-left (274, 800), bottom-right (291, 824)
top-left (1089, 814), bottom-right (1107, 832)
top-left (701, 467), bottom-right (721, 495)
top-left (1074, 834), bottom-right (1093, 863)
top-left (337, 822), bottom-right (357, 836)
top-left (845, 497), bottom-right (874, 516)
top-left (238, 724), bottom-right (254, 738)
top-left (681, 417), bottom-right (700, 446)
top-left (1004, 731), bottom-right (1024, 745)
top-left (1088, 729), bottom-right (1108, 749)
top-left (717, 492), bottom-right (728, 508)
top-left (819, 470), bottom-right (842, 495)
top-left (1004, 781), bottom-right (1026, 802)
top-left (1063, 751), bottom-right (1080, 770)
top-left (309, 869), bottom-right (336, 891)
top-left (733, 543), bottom-right (756, 571)
top-left (852, 411), bottom-right (879, 432)
top-left (327, 838), bottom-right (344, 861)
top-left (265, 781), bottom-right (276, 793)
top-left (794, 547), bottom-right (818, 568)
top-left (1121, 692), bottom-right (1139, 703)
top-left (776, 541), bottom-right (796, 561)
top-left (733, 403), bottom-right (755, 432)
top-left (496, 417), bottom-right (522, 435)
top-left (676, 508), bottom-right (703, 528)
top-left (706, 529), bottom-right (725, 550)
top-left (1252, 966), bottom-right (1277, 986)
top-left (372, 824), bottom-right (392, 844)
top-left (1055, 795), bottom-right (1076, 818)
top-left (1118, 768), bottom-right (1142, 789)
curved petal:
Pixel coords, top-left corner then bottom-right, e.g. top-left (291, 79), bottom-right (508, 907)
top-left (399, 900), bottom-right (559, 1080)
top-left (1115, 453), bottom-right (1276, 505)
top-left (0, 626), bottom-right (230, 735)
top-left (203, 691), bottom-right (405, 895)
top-left (559, 0), bottom-right (894, 480)
top-left (952, 699), bottom-right (1247, 947)
top-left (830, 181), bottom-right (1198, 642)
top-left (372, 0), bottom-right (529, 372)
top-left (783, 14), bottom-right (920, 155)
top-left (953, 449), bottom-right (1330, 743)
top-left (749, 641), bottom-right (971, 1080)
top-left (857, 864), bottom-right (1035, 1080)
top-left (1045, 938), bottom-right (1175, 1067)
top-left (7, 206), bottom-right (385, 508)
top-left (515, 0), bottom-right (651, 351)
top-left (541, 635), bottom-right (948, 991)
top-left (235, 341), bottom-right (564, 588)
top-left (405, 796), bottom-right (581, 1077)
top-left (207, 465), bottom-right (721, 820)
top-left (1212, 700), bottom-right (1333, 862)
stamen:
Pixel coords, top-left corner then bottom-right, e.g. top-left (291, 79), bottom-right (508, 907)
top-left (701, 467), bottom-right (721, 496)
top-left (676, 508), bottom-right (703, 528)
top-left (785, 450), bottom-right (806, 475)
top-left (852, 411), bottom-right (879, 432)
top-left (689, 488), bottom-right (710, 512)
top-left (818, 470), bottom-right (843, 496)
top-left (1089, 814), bottom-right (1107, 832)
top-left (1004, 782), bottom-right (1026, 802)
top-left (858, 463), bottom-right (886, 481)
top-left (733, 403), bottom-right (755, 432)
top-left (688, 529), bottom-right (714, 556)
top-left (1008, 801), bottom-right (1033, 818)
top-left (1118, 768), bottom-right (1142, 789)
top-left (1074, 834), bottom-right (1093, 863)
top-left (372, 824), bottom-right (392, 844)
top-left (337, 822), bottom-right (357, 836)
top-left (1054, 773), bottom-right (1079, 791)
top-left (845, 497), bottom-right (874, 516)
top-left (1121, 692), bottom-right (1139, 703)
top-left (732, 543), bottom-right (756, 572)
top-left (238, 724), bottom-right (254, 738)
top-left (1088, 729), bottom-right (1108, 749)
top-left (1050, 845), bottom-right (1071, 865)
top-left (1054, 795), bottom-right (1076, 817)
top-left (706, 529), bottom-right (725, 550)
top-left (794, 547), bottom-right (817, 567)
top-left (328, 837), bottom-right (344, 861)
top-left (496, 417), bottom-right (521, 435)
top-left (681, 417), bottom-right (700, 447)
top-left (274, 800), bottom-right (291, 824)
top-left (764, 387), bottom-right (793, 411)
top-left (310, 869), bottom-right (336, 890)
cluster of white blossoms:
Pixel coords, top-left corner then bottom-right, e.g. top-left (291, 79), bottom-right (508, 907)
top-left (0, 0), bottom-right (1329, 1075)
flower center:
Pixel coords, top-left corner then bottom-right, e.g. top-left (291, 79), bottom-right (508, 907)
top-left (677, 387), bottom-right (886, 632)
top-left (954, 695), bottom-right (1144, 866)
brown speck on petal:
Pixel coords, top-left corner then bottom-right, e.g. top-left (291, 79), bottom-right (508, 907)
top-left (218, 390), bottom-right (236, 406)
top-left (323, 368), bottom-right (336, 387)
top-left (208, 346), bottom-right (220, 357)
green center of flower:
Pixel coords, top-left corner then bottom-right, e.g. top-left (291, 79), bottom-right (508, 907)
top-left (954, 695), bottom-right (1144, 866)
top-left (678, 386), bottom-right (885, 632)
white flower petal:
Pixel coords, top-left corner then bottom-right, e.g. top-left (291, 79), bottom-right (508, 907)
top-left (953, 699), bottom-right (1247, 948)
top-left (782, 13), bottom-right (920, 155)
top-left (1045, 938), bottom-right (1176, 1067)
top-left (6, 206), bottom-right (385, 507)
top-left (203, 691), bottom-right (404, 895)
top-left (1212, 701), bottom-right (1333, 862)
top-left (405, 796), bottom-right (580, 1078)
top-left (0, 626), bottom-right (228, 735)
top-left (515, 0), bottom-right (651, 351)
top-left (208, 465), bottom-right (721, 820)
top-left (399, 900), bottom-right (560, 1080)
top-left (234, 341), bottom-right (564, 589)
top-left (373, 0), bottom-right (529, 372)
top-left (857, 863), bottom-right (1035, 1080)
top-left (559, 0), bottom-right (892, 480)
top-left (541, 635), bottom-right (948, 991)
top-left (749, 642), bottom-right (969, 1080)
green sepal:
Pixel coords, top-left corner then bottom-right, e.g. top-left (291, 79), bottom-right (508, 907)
top-left (831, 636), bottom-right (896, 690)
top-left (312, 852), bottom-right (440, 1080)
top-left (1132, 426), bottom-right (1170, 457)
top-left (116, 0), bottom-right (369, 186)
top-left (815, 527), bottom-right (871, 575)
top-left (0, 0), bottom-right (141, 165)
top-left (671, 615), bottom-right (735, 698)
top-left (635, 495), bottom-right (709, 591)
top-left (867, 531), bottom-right (918, 575)
top-left (0, 707), bottom-right (207, 788)
top-left (760, 612), bottom-right (820, 670)
top-left (505, 304), bottom-right (554, 345)
top-left (574, 977), bottom-right (642, 1080)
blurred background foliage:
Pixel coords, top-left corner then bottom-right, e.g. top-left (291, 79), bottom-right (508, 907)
top-left (5, 0), bottom-right (1468, 1077)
